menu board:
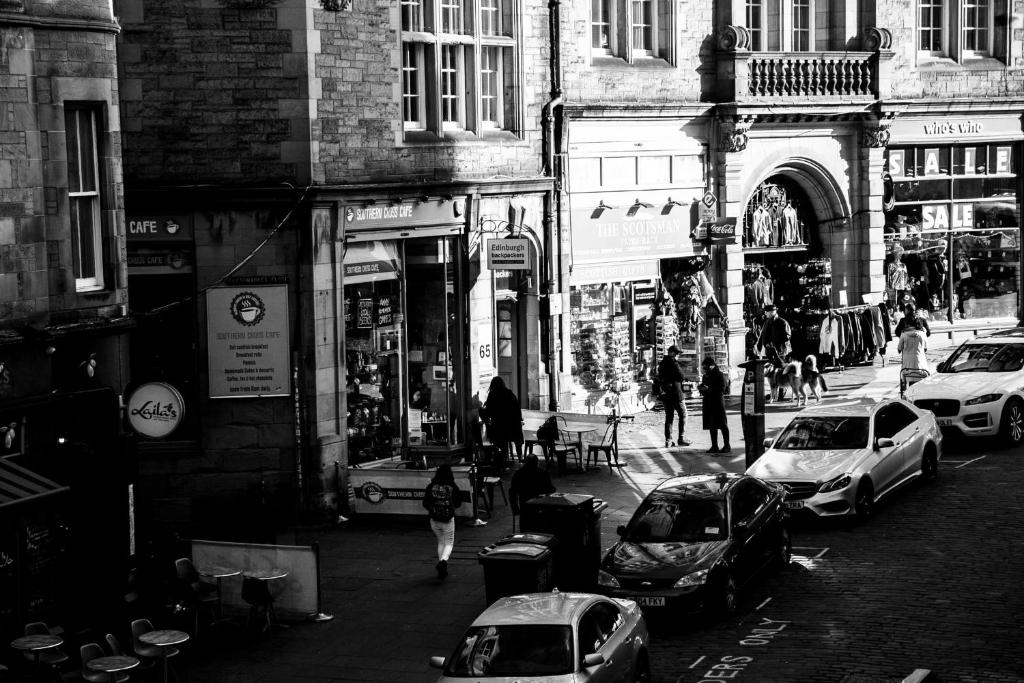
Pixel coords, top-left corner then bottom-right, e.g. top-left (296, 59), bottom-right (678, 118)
top-left (357, 298), bottom-right (373, 329)
top-left (22, 519), bottom-right (61, 617)
top-left (376, 294), bottom-right (395, 326)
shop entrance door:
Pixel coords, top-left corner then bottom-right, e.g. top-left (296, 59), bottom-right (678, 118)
top-left (496, 298), bottom-right (523, 399)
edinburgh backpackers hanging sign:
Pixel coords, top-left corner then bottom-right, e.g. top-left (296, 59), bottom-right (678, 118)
top-left (206, 285), bottom-right (291, 399)
top-left (486, 238), bottom-right (530, 270)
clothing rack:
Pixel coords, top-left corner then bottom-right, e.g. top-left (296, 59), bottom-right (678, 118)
top-left (817, 303), bottom-right (886, 372)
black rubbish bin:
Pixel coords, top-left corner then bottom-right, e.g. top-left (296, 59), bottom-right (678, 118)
top-left (477, 541), bottom-right (556, 605)
top-left (520, 493), bottom-right (604, 591)
top-left (495, 532), bottom-right (559, 550)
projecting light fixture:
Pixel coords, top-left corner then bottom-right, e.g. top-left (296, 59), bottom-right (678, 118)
top-left (663, 197), bottom-right (688, 215)
top-left (591, 200), bottom-right (616, 219)
top-left (627, 198), bottom-right (655, 217)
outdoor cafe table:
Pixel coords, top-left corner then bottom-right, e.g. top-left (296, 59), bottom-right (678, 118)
top-left (523, 419), bottom-right (598, 472)
top-left (86, 655), bottom-right (140, 682)
top-left (137, 629), bottom-right (189, 683)
top-left (197, 563), bottom-right (242, 622)
top-left (10, 634), bottom-right (63, 678)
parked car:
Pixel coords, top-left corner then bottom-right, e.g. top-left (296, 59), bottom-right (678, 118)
top-left (596, 472), bottom-right (790, 616)
top-left (747, 397), bottom-right (942, 520)
top-left (906, 327), bottom-right (1024, 447)
top-left (429, 592), bottom-right (650, 682)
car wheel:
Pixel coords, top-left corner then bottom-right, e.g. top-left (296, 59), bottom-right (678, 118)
top-left (633, 650), bottom-right (651, 683)
top-left (920, 444), bottom-right (939, 483)
top-left (999, 399), bottom-right (1024, 448)
top-left (774, 526), bottom-right (792, 569)
top-left (854, 479), bottom-right (874, 520)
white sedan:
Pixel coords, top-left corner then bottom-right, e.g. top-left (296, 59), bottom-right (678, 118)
top-left (906, 328), bottom-right (1024, 447)
top-left (747, 398), bottom-right (942, 519)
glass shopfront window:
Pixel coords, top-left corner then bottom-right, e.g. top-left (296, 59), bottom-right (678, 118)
top-left (885, 144), bottom-right (1021, 322)
top-left (344, 236), bottom-right (464, 465)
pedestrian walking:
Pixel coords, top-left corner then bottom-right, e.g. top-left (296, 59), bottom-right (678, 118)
top-left (422, 464), bottom-right (462, 579)
top-left (698, 356), bottom-right (731, 454)
top-left (657, 345), bottom-right (691, 448)
top-left (479, 376), bottom-right (524, 465)
top-left (756, 305), bottom-right (793, 360)
top-left (894, 302), bottom-right (932, 337)
top-left (509, 454), bottom-right (555, 518)
top-left (898, 317), bottom-right (929, 395)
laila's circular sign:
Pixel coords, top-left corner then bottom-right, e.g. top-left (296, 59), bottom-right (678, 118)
top-left (126, 382), bottom-right (185, 438)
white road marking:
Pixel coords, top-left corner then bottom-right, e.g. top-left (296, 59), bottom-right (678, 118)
top-left (792, 546), bottom-right (830, 559)
top-left (756, 597), bottom-right (772, 610)
top-left (688, 655), bottom-right (707, 669)
top-left (955, 455), bottom-right (987, 469)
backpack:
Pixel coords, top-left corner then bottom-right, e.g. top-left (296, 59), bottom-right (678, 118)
top-left (536, 416), bottom-right (559, 443)
top-left (427, 483), bottom-right (455, 522)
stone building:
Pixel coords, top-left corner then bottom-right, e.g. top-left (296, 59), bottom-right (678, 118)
top-left (0, 0), bottom-right (131, 638)
top-left (115, 0), bottom-right (559, 533)
top-left (555, 0), bottom-right (1024, 410)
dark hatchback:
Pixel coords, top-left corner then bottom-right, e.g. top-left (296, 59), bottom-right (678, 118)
top-left (596, 473), bottom-right (791, 615)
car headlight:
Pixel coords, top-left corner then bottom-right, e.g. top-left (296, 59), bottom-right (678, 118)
top-left (965, 393), bottom-right (1002, 405)
top-left (597, 569), bottom-right (620, 588)
top-left (672, 568), bottom-right (709, 588)
top-left (819, 474), bottom-right (852, 493)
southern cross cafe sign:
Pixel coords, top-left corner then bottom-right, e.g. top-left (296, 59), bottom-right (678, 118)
top-left (206, 285), bottom-right (291, 398)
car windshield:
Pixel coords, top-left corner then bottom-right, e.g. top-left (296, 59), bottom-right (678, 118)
top-left (943, 343), bottom-right (1024, 373)
top-left (775, 416), bottom-right (869, 450)
top-left (626, 497), bottom-right (726, 542)
top-left (445, 625), bottom-right (574, 677)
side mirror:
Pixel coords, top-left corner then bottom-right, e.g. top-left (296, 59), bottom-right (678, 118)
top-left (616, 524), bottom-right (627, 537)
top-left (875, 437), bottom-right (895, 450)
top-left (762, 437), bottom-right (774, 448)
top-left (429, 656), bottom-right (446, 669)
top-left (582, 653), bottom-right (606, 667)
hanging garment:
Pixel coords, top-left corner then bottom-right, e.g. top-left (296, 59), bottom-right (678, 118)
top-left (860, 311), bottom-right (876, 354)
top-left (868, 306), bottom-right (885, 347)
top-left (878, 303), bottom-right (893, 342)
top-left (888, 260), bottom-right (909, 291)
top-left (819, 314), bottom-right (841, 356)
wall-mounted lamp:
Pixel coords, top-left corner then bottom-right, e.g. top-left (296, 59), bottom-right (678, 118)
top-left (362, 198), bottom-right (377, 208)
top-left (662, 197), bottom-right (688, 215)
top-left (442, 194), bottom-right (454, 202)
top-left (80, 352), bottom-right (97, 379)
top-left (417, 195), bottom-right (431, 204)
top-left (591, 200), bottom-right (616, 219)
top-left (627, 198), bottom-right (655, 217)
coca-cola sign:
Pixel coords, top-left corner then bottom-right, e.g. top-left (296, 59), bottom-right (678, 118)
top-left (126, 382), bottom-right (185, 439)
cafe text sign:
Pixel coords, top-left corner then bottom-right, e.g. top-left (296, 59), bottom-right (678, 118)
top-left (344, 199), bottom-right (464, 230)
top-left (125, 214), bottom-right (193, 242)
top-left (206, 285), bottom-right (291, 399)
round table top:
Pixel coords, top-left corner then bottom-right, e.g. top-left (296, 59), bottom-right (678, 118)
top-left (10, 634), bottom-right (62, 651)
top-left (87, 655), bottom-right (140, 673)
top-left (197, 565), bottom-right (241, 578)
top-left (138, 629), bottom-right (190, 647)
top-left (243, 568), bottom-right (288, 580)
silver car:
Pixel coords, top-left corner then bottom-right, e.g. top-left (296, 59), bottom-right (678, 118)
top-left (747, 398), bottom-right (942, 519)
top-left (430, 592), bottom-right (650, 682)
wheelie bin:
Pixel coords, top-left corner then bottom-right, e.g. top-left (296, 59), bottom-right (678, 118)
top-left (477, 534), bottom-right (557, 605)
top-left (519, 493), bottom-right (605, 591)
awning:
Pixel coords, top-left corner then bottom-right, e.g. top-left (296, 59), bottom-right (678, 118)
top-left (343, 240), bottom-right (400, 285)
top-left (0, 458), bottom-right (69, 510)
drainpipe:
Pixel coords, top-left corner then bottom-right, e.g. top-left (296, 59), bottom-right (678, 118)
top-left (542, 0), bottom-right (563, 410)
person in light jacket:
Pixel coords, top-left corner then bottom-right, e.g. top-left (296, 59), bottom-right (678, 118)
top-left (898, 318), bottom-right (929, 393)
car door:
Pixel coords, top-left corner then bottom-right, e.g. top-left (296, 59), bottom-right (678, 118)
top-left (870, 404), bottom-right (908, 495)
top-left (728, 480), bottom-right (772, 583)
top-left (887, 402), bottom-right (926, 480)
top-left (576, 602), bottom-right (630, 682)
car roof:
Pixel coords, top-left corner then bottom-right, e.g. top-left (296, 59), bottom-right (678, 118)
top-left (472, 592), bottom-right (598, 626)
top-left (970, 327), bottom-right (1024, 343)
top-left (652, 472), bottom-right (741, 499)
top-left (790, 397), bottom-right (884, 417)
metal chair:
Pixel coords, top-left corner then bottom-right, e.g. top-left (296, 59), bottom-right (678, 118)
top-left (175, 557), bottom-right (218, 636)
top-left (130, 618), bottom-right (180, 663)
top-left (22, 622), bottom-right (69, 670)
top-left (107, 633), bottom-right (153, 675)
top-left (547, 416), bottom-right (583, 473)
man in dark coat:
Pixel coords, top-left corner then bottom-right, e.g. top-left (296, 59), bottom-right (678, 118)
top-left (657, 345), bottom-right (691, 448)
top-left (480, 376), bottom-right (524, 464)
top-left (757, 304), bottom-right (792, 360)
top-left (509, 455), bottom-right (555, 516)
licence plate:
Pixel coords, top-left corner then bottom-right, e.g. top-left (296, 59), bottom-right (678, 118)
top-left (633, 596), bottom-right (666, 607)
top-left (937, 418), bottom-right (953, 426)
top-left (785, 501), bottom-right (804, 510)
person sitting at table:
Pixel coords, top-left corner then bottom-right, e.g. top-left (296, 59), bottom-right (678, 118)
top-left (509, 455), bottom-right (555, 517)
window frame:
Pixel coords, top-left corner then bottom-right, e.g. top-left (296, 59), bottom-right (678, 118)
top-left (65, 105), bottom-right (105, 293)
top-left (400, 0), bottom-right (520, 138)
top-left (746, 0), bottom-right (817, 52)
top-left (916, 0), bottom-right (1004, 62)
top-left (589, 0), bottom-right (673, 63)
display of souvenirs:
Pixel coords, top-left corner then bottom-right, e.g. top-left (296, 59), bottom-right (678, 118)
top-left (570, 285), bottom-right (635, 391)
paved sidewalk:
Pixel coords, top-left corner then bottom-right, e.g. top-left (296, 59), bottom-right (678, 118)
top-left (183, 352), bottom-right (950, 682)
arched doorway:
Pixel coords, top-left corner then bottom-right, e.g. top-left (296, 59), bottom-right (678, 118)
top-left (741, 172), bottom-right (840, 362)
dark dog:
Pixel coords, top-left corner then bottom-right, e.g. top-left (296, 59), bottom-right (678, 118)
top-left (799, 354), bottom-right (828, 406)
top-left (764, 345), bottom-right (801, 403)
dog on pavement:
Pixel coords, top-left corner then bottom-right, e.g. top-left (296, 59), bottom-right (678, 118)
top-left (799, 354), bottom-right (828, 406)
top-left (764, 345), bottom-right (802, 403)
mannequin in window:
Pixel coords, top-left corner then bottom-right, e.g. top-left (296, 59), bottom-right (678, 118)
top-left (782, 201), bottom-right (800, 245)
top-left (887, 243), bottom-right (909, 304)
top-left (752, 202), bottom-right (772, 247)
top-left (676, 257), bottom-right (726, 331)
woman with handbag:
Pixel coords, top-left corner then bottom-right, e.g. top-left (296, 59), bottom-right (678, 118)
top-left (698, 356), bottom-right (731, 454)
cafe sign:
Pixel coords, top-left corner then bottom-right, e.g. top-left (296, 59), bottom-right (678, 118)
top-left (206, 285), bottom-right (291, 399)
top-left (125, 215), bottom-right (193, 242)
top-left (126, 382), bottom-right (185, 439)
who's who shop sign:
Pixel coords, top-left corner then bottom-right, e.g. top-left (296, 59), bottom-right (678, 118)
top-left (206, 285), bottom-right (291, 398)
